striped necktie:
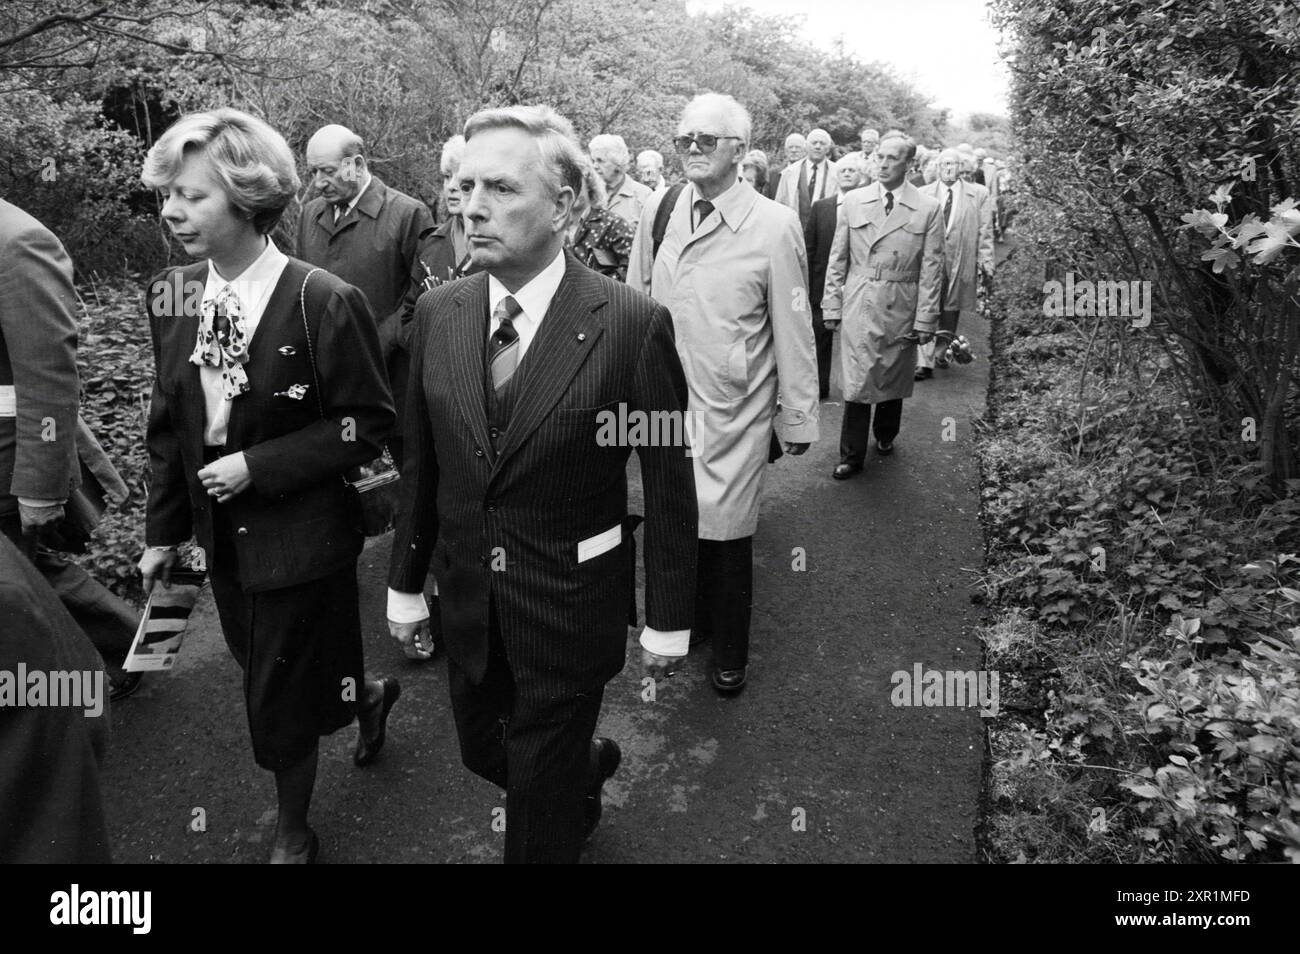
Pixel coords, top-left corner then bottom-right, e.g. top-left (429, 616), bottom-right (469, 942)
top-left (488, 295), bottom-right (523, 392)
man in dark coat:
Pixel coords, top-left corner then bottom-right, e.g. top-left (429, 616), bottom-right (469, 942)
top-left (298, 125), bottom-right (433, 464)
top-left (804, 153), bottom-right (869, 400)
top-left (388, 105), bottom-right (698, 864)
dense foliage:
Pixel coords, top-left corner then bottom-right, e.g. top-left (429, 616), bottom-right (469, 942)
top-left (1, 0), bottom-right (951, 277)
top-left (989, 0), bottom-right (1300, 487)
top-left (980, 243), bottom-right (1300, 864)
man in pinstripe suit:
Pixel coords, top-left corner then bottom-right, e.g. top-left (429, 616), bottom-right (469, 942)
top-left (388, 105), bottom-right (698, 863)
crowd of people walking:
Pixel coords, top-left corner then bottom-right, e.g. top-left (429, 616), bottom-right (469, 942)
top-left (1, 91), bottom-right (1005, 864)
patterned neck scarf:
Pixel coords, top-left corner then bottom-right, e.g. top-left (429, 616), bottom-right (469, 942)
top-left (190, 284), bottom-right (250, 399)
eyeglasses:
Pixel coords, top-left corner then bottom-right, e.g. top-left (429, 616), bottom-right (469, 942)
top-left (673, 133), bottom-right (742, 155)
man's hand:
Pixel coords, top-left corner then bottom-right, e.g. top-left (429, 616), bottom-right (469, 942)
top-left (642, 648), bottom-right (685, 679)
top-left (197, 452), bottom-right (252, 504)
top-left (393, 618), bottom-right (435, 660)
top-left (823, 318), bottom-right (840, 332)
top-left (138, 547), bottom-right (179, 595)
top-left (782, 441), bottom-right (809, 456)
top-left (388, 617), bottom-right (429, 656)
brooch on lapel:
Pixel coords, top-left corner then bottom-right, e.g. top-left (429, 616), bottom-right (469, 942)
top-left (273, 383), bottom-right (310, 400)
top-left (278, 345), bottom-right (297, 356)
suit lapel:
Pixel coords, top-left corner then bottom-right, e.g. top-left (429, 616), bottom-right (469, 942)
top-left (490, 254), bottom-right (605, 475)
top-left (173, 262), bottom-right (207, 462)
top-left (223, 264), bottom-right (304, 444)
top-left (449, 274), bottom-right (493, 462)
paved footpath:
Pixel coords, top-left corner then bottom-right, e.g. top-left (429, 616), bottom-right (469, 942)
top-left (100, 306), bottom-right (993, 864)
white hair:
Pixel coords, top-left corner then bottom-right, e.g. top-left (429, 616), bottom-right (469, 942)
top-left (637, 149), bottom-right (663, 170)
top-left (588, 134), bottom-right (630, 169)
top-left (440, 134), bottom-right (466, 178)
top-left (681, 93), bottom-right (752, 145)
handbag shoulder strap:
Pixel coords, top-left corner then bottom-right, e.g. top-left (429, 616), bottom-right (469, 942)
top-left (297, 268), bottom-right (394, 472)
top-left (298, 266), bottom-right (327, 420)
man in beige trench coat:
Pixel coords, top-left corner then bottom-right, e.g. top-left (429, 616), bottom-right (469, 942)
top-left (822, 133), bottom-right (945, 479)
top-left (915, 147), bottom-right (994, 379)
top-left (628, 93), bottom-right (819, 695)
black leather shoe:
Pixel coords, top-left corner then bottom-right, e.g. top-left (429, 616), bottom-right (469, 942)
top-left (876, 439), bottom-right (894, 455)
top-left (109, 669), bottom-right (143, 702)
top-left (270, 828), bottom-right (318, 865)
top-left (583, 737), bottom-right (622, 840)
top-left (914, 366), bottom-right (933, 381)
top-left (832, 463), bottom-right (863, 480)
top-left (353, 677), bottom-right (401, 767)
top-left (712, 666), bottom-right (747, 694)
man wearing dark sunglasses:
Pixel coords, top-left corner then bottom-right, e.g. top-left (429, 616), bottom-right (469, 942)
top-left (629, 93), bottom-right (819, 697)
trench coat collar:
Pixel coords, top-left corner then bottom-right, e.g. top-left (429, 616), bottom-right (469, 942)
top-left (868, 179), bottom-right (922, 248)
top-left (677, 178), bottom-right (756, 251)
top-left (446, 250), bottom-right (607, 476)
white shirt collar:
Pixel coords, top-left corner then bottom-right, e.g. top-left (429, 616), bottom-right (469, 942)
top-left (487, 248), bottom-right (567, 357)
top-left (334, 170), bottom-right (373, 220)
top-left (203, 236), bottom-right (287, 314)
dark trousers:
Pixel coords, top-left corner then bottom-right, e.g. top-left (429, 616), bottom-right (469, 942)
top-left (0, 513), bottom-right (137, 667)
top-left (811, 308), bottom-right (833, 399)
top-left (695, 536), bottom-right (753, 670)
top-left (839, 399), bottom-right (903, 465)
top-left (447, 603), bottom-right (605, 864)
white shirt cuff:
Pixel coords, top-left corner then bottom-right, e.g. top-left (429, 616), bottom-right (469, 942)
top-left (387, 588), bottom-right (430, 623)
top-left (639, 627), bottom-right (690, 658)
top-left (17, 497), bottom-right (66, 507)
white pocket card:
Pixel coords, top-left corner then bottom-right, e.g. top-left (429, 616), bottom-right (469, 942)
top-left (577, 523), bottom-right (622, 563)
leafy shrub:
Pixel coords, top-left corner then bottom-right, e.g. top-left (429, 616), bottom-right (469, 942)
top-left (980, 240), bottom-right (1300, 864)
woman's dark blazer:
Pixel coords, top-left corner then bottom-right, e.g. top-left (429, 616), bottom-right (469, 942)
top-left (398, 217), bottom-right (479, 347)
top-left (144, 256), bottom-right (395, 591)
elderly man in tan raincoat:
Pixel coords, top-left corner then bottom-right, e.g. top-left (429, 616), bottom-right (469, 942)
top-left (915, 147), bottom-right (994, 379)
top-left (628, 92), bottom-right (819, 695)
top-left (822, 133), bottom-right (945, 479)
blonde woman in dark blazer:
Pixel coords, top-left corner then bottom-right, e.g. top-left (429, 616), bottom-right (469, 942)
top-left (138, 108), bottom-right (400, 864)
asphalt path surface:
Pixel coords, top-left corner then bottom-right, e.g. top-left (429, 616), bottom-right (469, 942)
top-left (100, 300), bottom-right (992, 864)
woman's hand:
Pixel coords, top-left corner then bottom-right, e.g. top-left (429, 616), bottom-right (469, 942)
top-left (139, 546), bottom-right (179, 595)
top-left (198, 452), bottom-right (252, 503)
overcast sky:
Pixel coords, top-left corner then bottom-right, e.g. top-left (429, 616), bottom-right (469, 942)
top-left (685, 0), bottom-right (1010, 117)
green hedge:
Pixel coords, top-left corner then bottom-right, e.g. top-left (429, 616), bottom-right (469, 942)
top-left (980, 240), bottom-right (1300, 864)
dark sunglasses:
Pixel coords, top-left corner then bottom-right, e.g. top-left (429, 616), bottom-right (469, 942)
top-left (673, 133), bottom-right (742, 155)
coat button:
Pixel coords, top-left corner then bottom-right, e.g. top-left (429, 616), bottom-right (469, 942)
top-left (474, 447), bottom-right (484, 457)
top-left (236, 526), bottom-right (249, 536)
top-left (489, 426), bottom-right (501, 439)
top-left (485, 501), bottom-right (497, 513)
